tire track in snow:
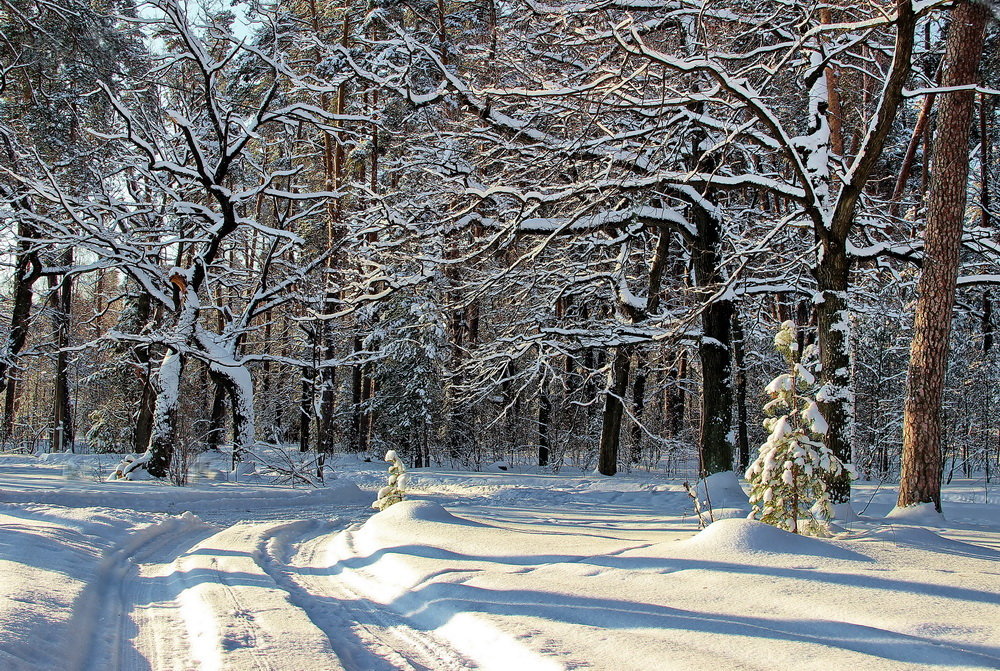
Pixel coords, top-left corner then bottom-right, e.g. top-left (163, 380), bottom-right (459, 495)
top-left (78, 514), bottom-right (350, 671)
top-left (71, 512), bottom-right (216, 671)
top-left (255, 519), bottom-right (475, 671)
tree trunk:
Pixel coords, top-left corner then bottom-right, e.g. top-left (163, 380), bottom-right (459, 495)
top-left (814, 244), bottom-right (853, 503)
top-left (0, 219), bottom-right (39, 442)
top-left (981, 91), bottom-right (991, 228)
top-left (598, 345), bottom-right (632, 475)
top-left (629, 353), bottom-right (647, 465)
top-left (206, 375), bottom-right (228, 450)
top-left (537, 382), bottom-right (551, 467)
top-left (360, 373), bottom-right (374, 454)
top-left (133, 368), bottom-right (156, 454)
top-left (144, 350), bottom-right (184, 478)
top-left (691, 202), bottom-right (734, 474)
top-left (316, 317), bottom-right (337, 456)
top-left (49, 258), bottom-right (73, 452)
top-left (137, 288), bottom-right (201, 478)
top-left (813, 0), bottom-right (915, 505)
top-left (131, 293), bottom-right (156, 454)
top-left (299, 363), bottom-right (314, 453)
top-left (731, 308), bottom-right (750, 471)
top-left (351, 335), bottom-right (364, 452)
top-left (899, 0), bottom-right (989, 513)
top-left (891, 63), bottom-right (941, 215)
top-left (667, 353), bottom-right (687, 438)
top-left (983, 292), bottom-right (993, 355)
top-left (221, 364), bottom-right (255, 467)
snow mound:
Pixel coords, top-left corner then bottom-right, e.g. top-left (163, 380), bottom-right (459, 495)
top-left (830, 502), bottom-right (860, 522)
top-left (682, 518), bottom-right (869, 561)
top-left (886, 502), bottom-right (945, 525)
top-left (373, 499), bottom-right (484, 527)
top-left (323, 481), bottom-right (370, 503)
top-left (863, 526), bottom-right (1000, 560)
top-left (694, 471), bottom-right (749, 510)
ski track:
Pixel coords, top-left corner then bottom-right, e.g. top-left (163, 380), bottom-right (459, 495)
top-left (256, 519), bottom-right (475, 671)
top-left (77, 513), bottom-right (473, 671)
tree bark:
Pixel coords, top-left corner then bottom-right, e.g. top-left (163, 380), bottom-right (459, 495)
top-left (813, 0), bottom-right (915, 504)
top-left (52, 267), bottom-right (73, 452)
top-left (981, 91), bottom-right (991, 228)
top-left (145, 350), bottom-right (183, 478)
top-left (691, 203), bottom-right (734, 474)
top-left (814, 245), bottom-right (853, 503)
top-left (299, 361), bottom-right (315, 453)
top-left (899, 0), bottom-right (989, 513)
top-left (351, 335), bottom-right (365, 452)
top-left (537, 382), bottom-right (551, 467)
top-left (317, 318), bottom-right (337, 457)
top-left (598, 345), bottom-right (632, 475)
top-left (891, 62), bottom-right (942, 215)
top-left (629, 353), bottom-right (647, 465)
top-left (206, 374), bottom-right (228, 450)
top-left (731, 308), bottom-right (750, 471)
top-left (131, 293), bottom-right (156, 455)
top-left (0, 218), bottom-right (39, 443)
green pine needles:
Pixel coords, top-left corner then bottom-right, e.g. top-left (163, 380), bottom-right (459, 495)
top-left (746, 321), bottom-right (853, 535)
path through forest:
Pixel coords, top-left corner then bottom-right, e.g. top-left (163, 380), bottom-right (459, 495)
top-left (74, 512), bottom-right (475, 671)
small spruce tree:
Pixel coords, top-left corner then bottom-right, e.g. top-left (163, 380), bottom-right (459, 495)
top-left (746, 321), bottom-right (854, 535)
top-left (373, 450), bottom-right (408, 511)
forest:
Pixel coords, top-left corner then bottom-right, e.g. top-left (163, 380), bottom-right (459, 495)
top-left (1, 0), bottom-right (998, 507)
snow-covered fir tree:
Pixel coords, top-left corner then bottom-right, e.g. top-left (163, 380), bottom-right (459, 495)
top-left (373, 450), bottom-right (408, 511)
top-left (746, 321), bottom-right (854, 535)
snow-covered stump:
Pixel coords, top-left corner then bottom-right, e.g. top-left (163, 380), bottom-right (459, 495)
top-left (373, 450), bottom-right (408, 511)
top-left (746, 321), bottom-right (855, 535)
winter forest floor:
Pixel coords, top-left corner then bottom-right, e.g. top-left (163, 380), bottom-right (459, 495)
top-left (0, 452), bottom-right (997, 671)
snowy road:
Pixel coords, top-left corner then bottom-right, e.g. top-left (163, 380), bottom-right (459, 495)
top-left (66, 511), bottom-right (476, 671)
top-left (1, 455), bottom-right (998, 671)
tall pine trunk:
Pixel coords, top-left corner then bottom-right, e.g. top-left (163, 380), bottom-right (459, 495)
top-left (899, 0), bottom-right (989, 513)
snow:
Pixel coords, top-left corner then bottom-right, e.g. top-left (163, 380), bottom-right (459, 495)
top-left (693, 470), bottom-right (750, 520)
top-left (886, 502), bottom-right (946, 524)
top-left (0, 454), bottom-right (997, 670)
top-left (678, 518), bottom-right (869, 561)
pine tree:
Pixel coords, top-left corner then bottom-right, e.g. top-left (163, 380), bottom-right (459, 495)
top-left (373, 450), bottom-right (408, 511)
top-left (746, 321), bottom-right (854, 535)
top-left (899, 0), bottom-right (991, 514)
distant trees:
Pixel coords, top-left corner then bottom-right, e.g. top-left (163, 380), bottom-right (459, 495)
top-left (0, 0), bottom-right (996, 493)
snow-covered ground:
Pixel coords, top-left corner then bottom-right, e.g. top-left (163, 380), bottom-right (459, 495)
top-left (0, 452), bottom-right (997, 670)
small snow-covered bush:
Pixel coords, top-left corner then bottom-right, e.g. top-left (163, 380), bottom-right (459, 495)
top-left (372, 450), bottom-right (408, 511)
top-left (746, 321), bottom-right (854, 535)
top-left (85, 409), bottom-right (131, 454)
